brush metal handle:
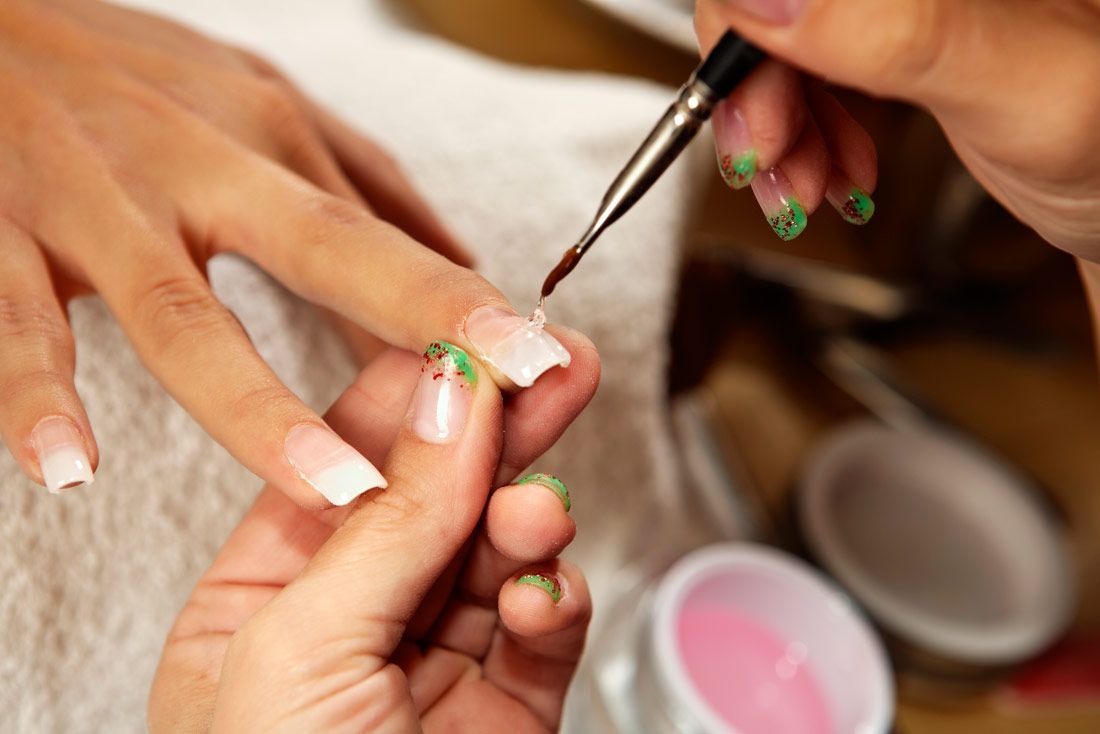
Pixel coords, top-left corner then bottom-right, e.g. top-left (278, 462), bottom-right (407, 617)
top-left (573, 32), bottom-right (765, 257)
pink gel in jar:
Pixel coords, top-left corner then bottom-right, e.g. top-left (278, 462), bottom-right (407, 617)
top-left (677, 604), bottom-right (832, 734)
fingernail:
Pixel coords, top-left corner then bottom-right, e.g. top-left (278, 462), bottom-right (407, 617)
top-left (826, 167), bottom-right (875, 225)
top-left (751, 166), bottom-right (808, 241)
top-left (713, 104), bottom-right (756, 189)
top-left (284, 424), bottom-right (387, 506)
top-left (413, 341), bottom-right (476, 443)
top-left (720, 0), bottom-right (808, 25)
top-left (518, 472), bottom-right (571, 512)
top-left (32, 416), bottom-right (94, 493)
top-left (464, 306), bottom-right (571, 388)
top-left (515, 573), bottom-right (562, 603)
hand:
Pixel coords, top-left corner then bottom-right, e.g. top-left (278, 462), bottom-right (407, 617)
top-left (695, 0), bottom-right (1100, 261)
top-left (149, 337), bottom-right (599, 733)
top-left (0, 0), bottom-right (568, 505)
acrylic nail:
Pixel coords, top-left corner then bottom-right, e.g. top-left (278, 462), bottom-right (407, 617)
top-left (284, 423), bottom-right (386, 506)
top-left (751, 166), bottom-right (808, 241)
top-left (412, 341), bottom-right (476, 443)
top-left (518, 472), bottom-right (571, 512)
top-left (464, 306), bottom-right (571, 388)
top-left (719, 0), bottom-right (809, 25)
top-left (515, 573), bottom-right (562, 603)
top-left (712, 104), bottom-right (756, 189)
top-left (32, 416), bottom-right (94, 493)
top-left (825, 167), bottom-right (875, 225)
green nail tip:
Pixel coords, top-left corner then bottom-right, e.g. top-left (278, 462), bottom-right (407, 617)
top-left (518, 472), bottom-right (570, 512)
top-left (423, 341), bottom-right (477, 387)
top-left (767, 198), bottom-right (808, 241)
top-left (719, 151), bottom-right (757, 189)
top-left (515, 573), bottom-right (561, 603)
top-left (839, 187), bottom-right (875, 225)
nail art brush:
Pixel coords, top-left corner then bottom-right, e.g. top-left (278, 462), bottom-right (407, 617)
top-left (537, 31), bottom-right (766, 309)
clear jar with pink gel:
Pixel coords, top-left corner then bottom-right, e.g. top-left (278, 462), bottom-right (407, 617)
top-left (564, 543), bottom-right (894, 734)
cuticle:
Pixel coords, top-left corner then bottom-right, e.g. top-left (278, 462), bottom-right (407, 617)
top-left (518, 472), bottom-right (571, 512)
top-left (515, 572), bottom-right (562, 603)
top-left (422, 340), bottom-right (478, 388)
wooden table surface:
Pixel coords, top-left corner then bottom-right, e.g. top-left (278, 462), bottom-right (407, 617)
top-left (399, 1), bottom-right (1100, 730)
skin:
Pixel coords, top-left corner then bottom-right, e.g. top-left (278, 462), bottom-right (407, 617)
top-left (0, 0), bottom-right (540, 506)
top-left (696, 0), bottom-right (1100, 338)
top-left (149, 343), bottom-right (600, 732)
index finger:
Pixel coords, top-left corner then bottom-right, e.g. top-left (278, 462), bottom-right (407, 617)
top-left (188, 148), bottom-right (571, 392)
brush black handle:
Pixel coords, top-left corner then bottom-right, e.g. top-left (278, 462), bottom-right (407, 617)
top-left (695, 30), bottom-right (766, 100)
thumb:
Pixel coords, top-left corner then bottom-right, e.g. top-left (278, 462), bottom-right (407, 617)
top-left (212, 341), bottom-right (501, 732)
top-left (695, 0), bottom-right (1052, 114)
top-left (283, 340), bottom-right (502, 647)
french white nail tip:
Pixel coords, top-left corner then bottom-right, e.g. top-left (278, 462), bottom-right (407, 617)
top-left (284, 424), bottom-right (387, 506)
top-left (31, 416), bottom-right (94, 494)
top-left (464, 306), bottom-right (571, 388)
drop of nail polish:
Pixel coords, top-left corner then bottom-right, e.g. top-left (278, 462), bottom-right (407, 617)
top-left (527, 298), bottom-right (547, 329)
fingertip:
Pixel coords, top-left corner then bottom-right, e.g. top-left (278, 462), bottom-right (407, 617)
top-left (29, 414), bottom-right (97, 494)
top-left (500, 561), bottom-right (590, 639)
top-left (486, 482), bottom-right (576, 562)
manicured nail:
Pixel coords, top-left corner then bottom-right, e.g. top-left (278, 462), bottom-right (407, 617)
top-left (719, 0), bottom-right (808, 25)
top-left (464, 306), bottom-right (571, 387)
top-left (32, 416), bottom-right (94, 493)
top-left (412, 341), bottom-right (476, 443)
top-left (515, 573), bottom-right (562, 603)
top-left (518, 472), bottom-right (571, 512)
top-left (713, 104), bottom-right (756, 189)
top-left (751, 166), bottom-right (807, 241)
top-left (285, 424), bottom-right (386, 506)
top-left (826, 167), bottom-right (875, 225)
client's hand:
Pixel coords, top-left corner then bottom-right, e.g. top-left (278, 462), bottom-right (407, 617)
top-left (149, 340), bottom-right (599, 732)
top-left (0, 0), bottom-right (565, 506)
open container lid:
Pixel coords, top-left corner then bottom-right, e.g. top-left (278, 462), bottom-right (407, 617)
top-left (797, 420), bottom-right (1075, 668)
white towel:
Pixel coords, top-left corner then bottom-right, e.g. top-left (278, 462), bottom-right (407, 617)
top-left (0, 2), bottom-right (702, 730)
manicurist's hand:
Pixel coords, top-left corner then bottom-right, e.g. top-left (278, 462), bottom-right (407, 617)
top-left (0, 0), bottom-right (572, 504)
top-left (696, 0), bottom-right (1100, 260)
top-left (149, 338), bottom-right (599, 733)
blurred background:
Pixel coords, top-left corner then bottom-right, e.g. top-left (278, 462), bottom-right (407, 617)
top-left (392, 0), bottom-right (1100, 731)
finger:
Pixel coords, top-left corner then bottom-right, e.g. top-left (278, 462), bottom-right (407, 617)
top-left (749, 113), bottom-right (830, 240)
top-left (406, 327), bottom-right (596, 636)
top-left (308, 103), bottom-right (475, 269)
top-left (211, 343), bottom-right (501, 728)
top-left (495, 325), bottom-right (599, 485)
top-left (806, 84), bottom-right (878, 225)
top-left (428, 474), bottom-right (576, 658)
top-left (182, 329), bottom-right (595, 604)
top-left (488, 561), bottom-right (591, 730)
top-left (233, 49), bottom-right (473, 266)
top-left (0, 220), bottom-right (97, 492)
top-left (153, 346), bottom-right (434, 729)
top-left (85, 237), bottom-right (384, 510)
top-left (250, 341), bottom-right (502, 656)
top-left (694, 0), bottom-right (1063, 116)
top-left (712, 59), bottom-right (807, 190)
top-left (186, 147), bottom-right (570, 391)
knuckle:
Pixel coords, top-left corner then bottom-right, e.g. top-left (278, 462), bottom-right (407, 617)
top-left (223, 382), bottom-right (299, 427)
top-left (134, 274), bottom-right (232, 345)
top-left (0, 368), bottom-right (73, 405)
top-left (0, 296), bottom-right (70, 345)
top-left (250, 78), bottom-right (313, 139)
top-left (300, 191), bottom-right (377, 236)
top-left (878, 0), bottom-right (951, 89)
top-left (237, 49), bottom-right (288, 83)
